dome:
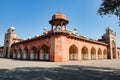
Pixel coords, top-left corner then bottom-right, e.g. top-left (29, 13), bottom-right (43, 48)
top-left (106, 27), bottom-right (113, 31)
top-left (9, 26), bottom-right (15, 30)
top-left (7, 26), bottom-right (15, 32)
top-left (49, 12), bottom-right (69, 30)
top-left (52, 12), bottom-right (66, 20)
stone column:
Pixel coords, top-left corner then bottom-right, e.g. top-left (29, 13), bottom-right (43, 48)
top-left (115, 46), bottom-right (118, 59)
top-left (110, 46), bottom-right (113, 59)
top-left (28, 50), bottom-right (31, 60)
top-left (78, 48), bottom-right (81, 61)
top-left (88, 50), bottom-right (91, 60)
top-left (96, 52), bottom-right (98, 60)
top-left (21, 51), bottom-right (23, 59)
top-left (102, 51), bottom-right (104, 59)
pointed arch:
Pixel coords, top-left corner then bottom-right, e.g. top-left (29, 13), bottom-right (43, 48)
top-left (112, 40), bottom-right (116, 48)
top-left (103, 49), bottom-right (107, 59)
top-left (81, 46), bottom-right (88, 60)
top-left (23, 47), bottom-right (28, 59)
top-left (98, 48), bottom-right (102, 59)
top-left (30, 46), bottom-right (37, 60)
top-left (40, 45), bottom-right (49, 60)
top-left (13, 49), bottom-right (17, 59)
top-left (18, 48), bottom-right (22, 59)
top-left (91, 47), bottom-right (96, 60)
top-left (69, 44), bottom-right (78, 60)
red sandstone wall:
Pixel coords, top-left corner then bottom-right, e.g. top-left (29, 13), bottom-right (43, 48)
top-left (0, 47), bottom-right (3, 57)
top-left (11, 34), bottom-right (108, 62)
top-left (61, 36), bottom-right (107, 61)
top-left (117, 48), bottom-right (120, 58)
top-left (53, 35), bottom-right (107, 62)
top-left (11, 37), bottom-right (55, 61)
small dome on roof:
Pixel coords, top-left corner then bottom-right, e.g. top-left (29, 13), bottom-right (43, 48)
top-left (107, 26), bottom-right (112, 29)
top-left (9, 26), bottom-right (15, 30)
top-left (52, 12), bottom-right (66, 20)
top-left (7, 26), bottom-right (15, 32)
top-left (49, 12), bottom-right (69, 30)
top-left (106, 26), bottom-right (113, 31)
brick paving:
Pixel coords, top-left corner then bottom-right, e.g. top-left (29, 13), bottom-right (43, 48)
top-left (0, 58), bottom-right (120, 80)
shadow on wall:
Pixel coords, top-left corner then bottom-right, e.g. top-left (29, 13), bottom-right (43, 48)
top-left (0, 65), bottom-right (120, 80)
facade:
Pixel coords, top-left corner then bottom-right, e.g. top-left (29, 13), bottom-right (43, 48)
top-left (0, 12), bottom-right (120, 62)
top-left (0, 47), bottom-right (3, 57)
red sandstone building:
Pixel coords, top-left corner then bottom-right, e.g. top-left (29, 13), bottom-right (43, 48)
top-left (0, 12), bottom-right (120, 62)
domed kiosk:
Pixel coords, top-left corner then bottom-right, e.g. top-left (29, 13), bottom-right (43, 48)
top-left (49, 12), bottom-right (69, 30)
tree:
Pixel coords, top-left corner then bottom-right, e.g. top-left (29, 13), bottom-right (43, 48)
top-left (98, 0), bottom-right (120, 25)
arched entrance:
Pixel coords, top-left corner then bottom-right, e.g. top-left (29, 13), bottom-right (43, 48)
top-left (30, 46), bottom-right (37, 60)
top-left (98, 48), bottom-right (102, 59)
top-left (23, 48), bottom-right (28, 59)
top-left (69, 45), bottom-right (78, 60)
top-left (40, 45), bottom-right (49, 61)
top-left (91, 47), bottom-right (96, 60)
top-left (103, 49), bottom-right (107, 59)
top-left (81, 46), bottom-right (88, 60)
top-left (18, 48), bottom-right (22, 59)
top-left (13, 49), bottom-right (17, 59)
top-left (112, 40), bottom-right (116, 59)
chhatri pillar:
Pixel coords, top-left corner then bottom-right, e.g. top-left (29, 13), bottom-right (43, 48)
top-left (49, 12), bottom-right (69, 31)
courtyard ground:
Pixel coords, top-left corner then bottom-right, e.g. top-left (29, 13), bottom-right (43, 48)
top-left (0, 58), bottom-right (120, 80)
